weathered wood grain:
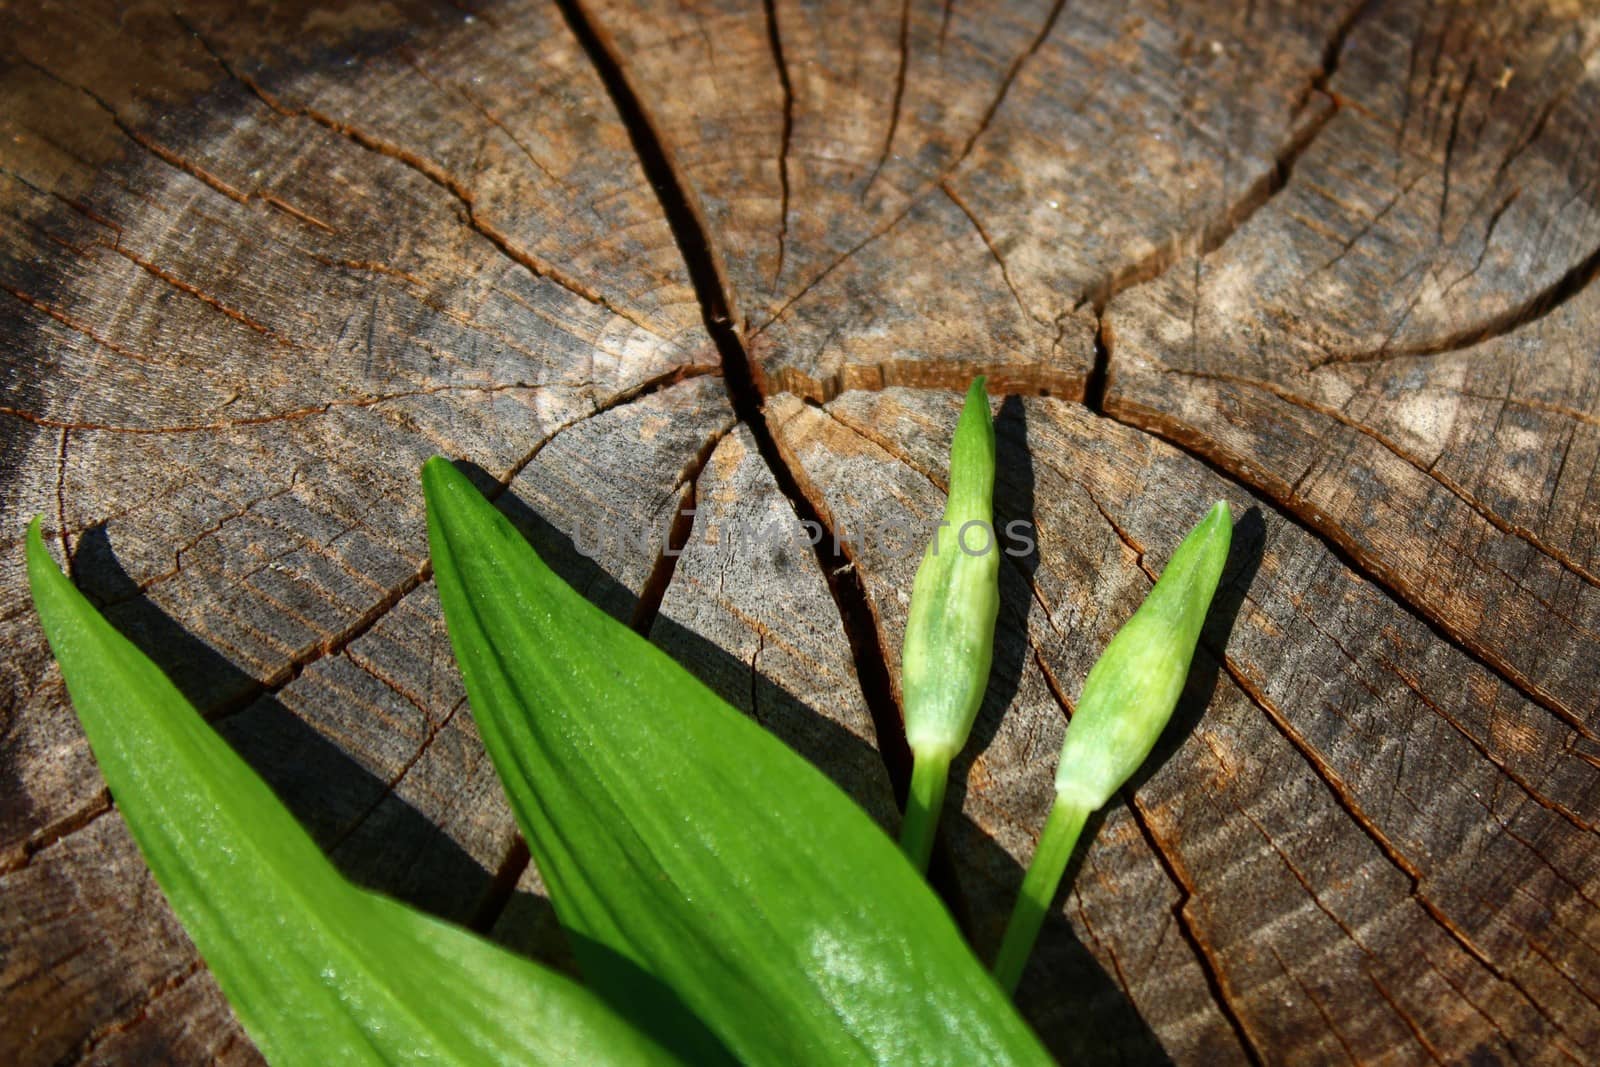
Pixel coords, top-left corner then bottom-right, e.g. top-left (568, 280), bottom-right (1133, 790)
top-left (652, 424), bottom-right (900, 831)
top-left (4, 0), bottom-right (1599, 1062)
top-left (1106, 0), bottom-right (1600, 730)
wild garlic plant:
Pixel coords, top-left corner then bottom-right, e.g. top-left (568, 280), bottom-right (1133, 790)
top-left (27, 381), bottom-right (1235, 1065)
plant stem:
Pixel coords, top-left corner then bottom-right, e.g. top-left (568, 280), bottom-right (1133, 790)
top-left (899, 749), bottom-right (951, 873)
top-left (992, 797), bottom-right (1090, 994)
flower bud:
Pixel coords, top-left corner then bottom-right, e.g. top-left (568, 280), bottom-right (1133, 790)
top-left (1054, 500), bottom-right (1232, 810)
top-left (901, 377), bottom-right (1000, 762)
top-left (897, 377), bottom-right (1000, 871)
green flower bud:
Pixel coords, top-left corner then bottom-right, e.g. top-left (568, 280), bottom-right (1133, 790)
top-left (993, 500), bottom-right (1232, 993)
top-left (897, 377), bottom-right (1000, 871)
top-left (902, 376), bottom-right (1001, 760)
top-left (1053, 499), bottom-right (1232, 810)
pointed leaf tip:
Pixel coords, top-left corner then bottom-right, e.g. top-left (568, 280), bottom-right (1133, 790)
top-left (425, 459), bottom-right (1050, 1066)
top-left (26, 503), bottom-right (678, 1067)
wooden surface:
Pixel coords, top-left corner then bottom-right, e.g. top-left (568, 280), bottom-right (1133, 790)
top-left (2, 1), bottom-right (1597, 1063)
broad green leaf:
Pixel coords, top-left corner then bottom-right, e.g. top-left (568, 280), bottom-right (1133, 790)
top-left (25, 517), bottom-right (681, 1067)
top-left (423, 457), bottom-right (1054, 1067)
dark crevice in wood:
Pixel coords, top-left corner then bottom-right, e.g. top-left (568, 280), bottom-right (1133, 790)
top-left (55, 426), bottom-right (73, 574)
top-left (2, 281), bottom-right (167, 368)
top-left (177, 24), bottom-right (665, 338)
top-left (1100, 396), bottom-right (1597, 744)
top-left (66, 958), bottom-right (206, 1065)
top-left (955, 0), bottom-right (1066, 164)
top-left (1212, 652), bottom-right (1582, 1023)
top-left (757, 0), bottom-right (1067, 342)
top-left (1436, 55), bottom-right (1477, 242)
top-left (1082, 312), bottom-right (1110, 414)
top-left (469, 835), bottom-right (532, 935)
top-left (1073, 2), bottom-right (1370, 318)
top-left (1379, 655), bottom-right (1595, 834)
top-left (205, 366), bottom-right (701, 721)
top-left (107, 244), bottom-right (296, 346)
top-left (1121, 796), bottom-right (1269, 1065)
top-left (862, 0), bottom-right (912, 201)
top-left (551, 0), bottom-right (739, 329)
top-left (1317, 233), bottom-right (1600, 365)
top-left (0, 790), bottom-right (113, 875)
top-left (325, 695), bottom-right (470, 855)
top-left (1306, 0), bottom-right (1373, 110)
top-left (1077, 90), bottom-right (1340, 316)
top-left (762, 0), bottom-right (794, 294)
top-left (1270, 943), bottom-right (1364, 1064)
top-left (1168, 367), bottom-right (1600, 593)
top-left (554, 0), bottom-right (915, 834)
top-left (941, 179), bottom-right (1048, 329)
top-left (629, 423), bottom-right (732, 635)
top-left (214, 567), bottom-right (433, 722)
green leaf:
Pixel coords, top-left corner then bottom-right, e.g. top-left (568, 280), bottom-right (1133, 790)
top-left (422, 458), bottom-right (1053, 1067)
top-left (25, 517), bottom-right (681, 1067)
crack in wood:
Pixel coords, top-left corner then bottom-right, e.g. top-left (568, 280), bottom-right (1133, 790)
top-left (555, 0), bottom-right (913, 819)
top-left (762, 0), bottom-right (794, 294)
top-left (862, 0), bottom-right (913, 201)
top-left (1317, 233), bottom-right (1600, 365)
top-left (54, 426), bottom-right (73, 573)
top-left (16, 50), bottom-right (329, 237)
top-left (66, 958), bottom-right (206, 1065)
top-left (0, 789), bottom-right (113, 875)
top-left (759, 0), bottom-right (1068, 336)
top-left (0, 163), bottom-right (120, 234)
top-left (208, 368), bottom-right (700, 715)
top-left (469, 835), bottom-right (532, 936)
top-left (1168, 367), bottom-right (1600, 595)
top-left (177, 24), bottom-right (665, 339)
top-left (628, 421), bottom-right (734, 635)
top-left (3, 281), bottom-right (164, 368)
top-left (941, 180), bottom-right (1046, 328)
top-left (325, 693), bottom-right (470, 855)
top-left (954, 0), bottom-right (1066, 165)
top-left (1289, 944), bottom-right (1373, 1063)
top-left (1122, 795), bottom-right (1269, 1065)
top-left (1102, 390), bottom-right (1599, 747)
top-left (106, 244), bottom-right (297, 346)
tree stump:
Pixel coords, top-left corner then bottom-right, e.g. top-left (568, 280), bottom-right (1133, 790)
top-left (3, 1), bottom-right (1597, 1062)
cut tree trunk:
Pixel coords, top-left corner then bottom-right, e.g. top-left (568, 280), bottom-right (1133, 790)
top-left (2, 1), bottom-right (1597, 1063)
